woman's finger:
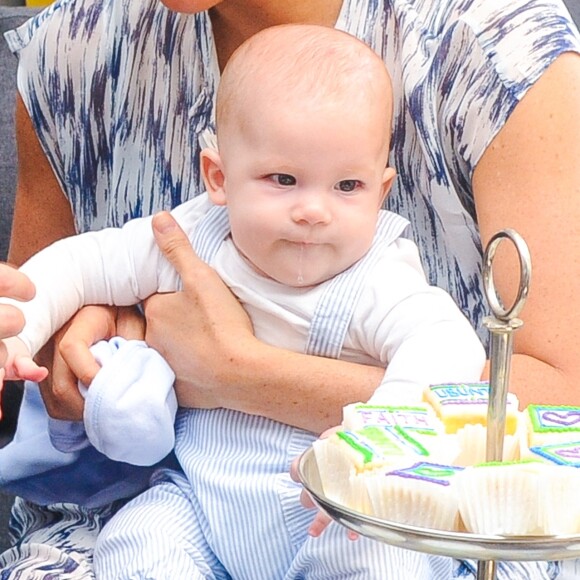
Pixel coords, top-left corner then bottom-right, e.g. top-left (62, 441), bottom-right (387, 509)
top-left (0, 304), bottom-right (26, 340)
top-left (0, 264), bottom-right (35, 302)
top-left (152, 212), bottom-right (203, 286)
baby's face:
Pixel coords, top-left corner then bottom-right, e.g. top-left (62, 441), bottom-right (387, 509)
top-left (218, 98), bottom-right (393, 287)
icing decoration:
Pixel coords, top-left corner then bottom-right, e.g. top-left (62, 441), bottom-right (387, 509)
top-left (474, 459), bottom-right (542, 468)
top-left (427, 382), bottom-right (491, 405)
top-left (530, 441), bottom-right (580, 467)
top-left (425, 382), bottom-right (519, 434)
top-left (385, 461), bottom-right (463, 486)
top-left (345, 403), bottom-right (438, 435)
top-left (337, 425), bottom-right (429, 464)
top-left (527, 405), bottom-right (580, 432)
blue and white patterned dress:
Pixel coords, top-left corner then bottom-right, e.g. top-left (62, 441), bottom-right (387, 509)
top-left (2, 0), bottom-right (580, 577)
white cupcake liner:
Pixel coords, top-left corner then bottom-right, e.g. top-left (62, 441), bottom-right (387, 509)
top-left (457, 463), bottom-right (544, 535)
top-left (365, 469), bottom-right (460, 531)
top-left (454, 423), bottom-right (520, 467)
top-left (540, 466), bottom-right (580, 535)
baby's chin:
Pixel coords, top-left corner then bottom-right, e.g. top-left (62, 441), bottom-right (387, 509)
top-left (270, 266), bottom-right (346, 288)
top-left (243, 249), bottom-right (352, 287)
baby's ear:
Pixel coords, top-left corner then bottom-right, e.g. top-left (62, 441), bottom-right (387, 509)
top-left (379, 166), bottom-right (397, 207)
top-left (201, 148), bottom-right (227, 205)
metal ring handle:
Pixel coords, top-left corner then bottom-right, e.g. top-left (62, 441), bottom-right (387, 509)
top-left (483, 229), bottom-right (531, 322)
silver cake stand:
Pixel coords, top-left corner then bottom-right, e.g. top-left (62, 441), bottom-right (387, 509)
top-left (297, 448), bottom-right (580, 570)
top-left (297, 230), bottom-right (580, 580)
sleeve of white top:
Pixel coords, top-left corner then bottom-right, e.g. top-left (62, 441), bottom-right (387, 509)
top-left (355, 238), bottom-right (486, 404)
top-left (3, 196), bottom-right (208, 357)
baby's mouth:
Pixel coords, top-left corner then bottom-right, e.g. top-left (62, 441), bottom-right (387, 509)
top-left (288, 238), bottom-right (319, 247)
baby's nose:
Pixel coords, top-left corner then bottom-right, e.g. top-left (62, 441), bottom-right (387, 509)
top-left (291, 191), bottom-right (332, 225)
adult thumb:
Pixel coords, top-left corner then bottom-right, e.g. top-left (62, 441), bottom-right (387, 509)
top-left (152, 211), bottom-right (199, 280)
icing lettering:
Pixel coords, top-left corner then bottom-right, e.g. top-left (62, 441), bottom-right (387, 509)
top-left (354, 406), bottom-right (433, 430)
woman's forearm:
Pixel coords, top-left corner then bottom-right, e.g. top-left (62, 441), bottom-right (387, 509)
top-left (174, 338), bottom-right (385, 434)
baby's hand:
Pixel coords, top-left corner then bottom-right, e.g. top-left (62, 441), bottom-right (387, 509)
top-left (307, 510), bottom-right (360, 541)
top-left (290, 426), bottom-right (359, 540)
top-left (0, 337), bottom-right (48, 384)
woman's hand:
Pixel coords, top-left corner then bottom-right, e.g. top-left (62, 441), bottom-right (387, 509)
top-left (143, 211), bottom-right (255, 409)
top-left (0, 264), bottom-right (35, 364)
top-left (37, 305), bottom-right (145, 420)
top-left (145, 211), bottom-right (383, 431)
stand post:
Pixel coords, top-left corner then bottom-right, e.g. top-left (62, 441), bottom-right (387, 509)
top-left (484, 318), bottom-right (522, 463)
top-left (477, 561), bottom-right (497, 580)
top-left (479, 229), bottom-right (532, 580)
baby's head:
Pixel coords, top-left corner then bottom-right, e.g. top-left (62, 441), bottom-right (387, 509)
top-left (202, 24), bottom-right (396, 287)
top-left (216, 24), bottom-right (393, 151)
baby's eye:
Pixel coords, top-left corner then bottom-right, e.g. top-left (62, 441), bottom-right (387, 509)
top-left (270, 174), bottom-right (296, 186)
top-left (336, 179), bottom-right (362, 193)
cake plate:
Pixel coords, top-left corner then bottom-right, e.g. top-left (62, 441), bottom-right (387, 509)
top-left (297, 448), bottom-right (580, 578)
top-left (298, 230), bottom-right (580, 580)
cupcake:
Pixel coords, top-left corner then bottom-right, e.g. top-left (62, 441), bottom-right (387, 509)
top-left (341, 402), bottom-right (458, 463)
top-left (365, 461), bottom-right (463, 531)
top-left (313, 425), bottom-right (428, 513)
top-left (454, 423), bottom-right (520, 467)
top-left (424, 382), bottom-right (520, 435)
top-left (524, 405), bottom-right (580, 448)
top-left (456, 460), bottom-right (546, 535)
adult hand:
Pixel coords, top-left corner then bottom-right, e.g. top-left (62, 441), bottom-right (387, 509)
top-left (144, 211), bottom-right (255, 409)
top-left (0, 264), bottom-right (35, 369)
top-left (0, 264), bottom-right (35, 338)
top-left (38, 304), bottom-right (145, 421)
top-left (147, 212), bottom-right (382, 431)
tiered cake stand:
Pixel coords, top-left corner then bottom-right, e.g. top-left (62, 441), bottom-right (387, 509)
top-left (297, 448), bottom-right (580, 577)
top-left (297, 230), bottom-right (580, 579)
